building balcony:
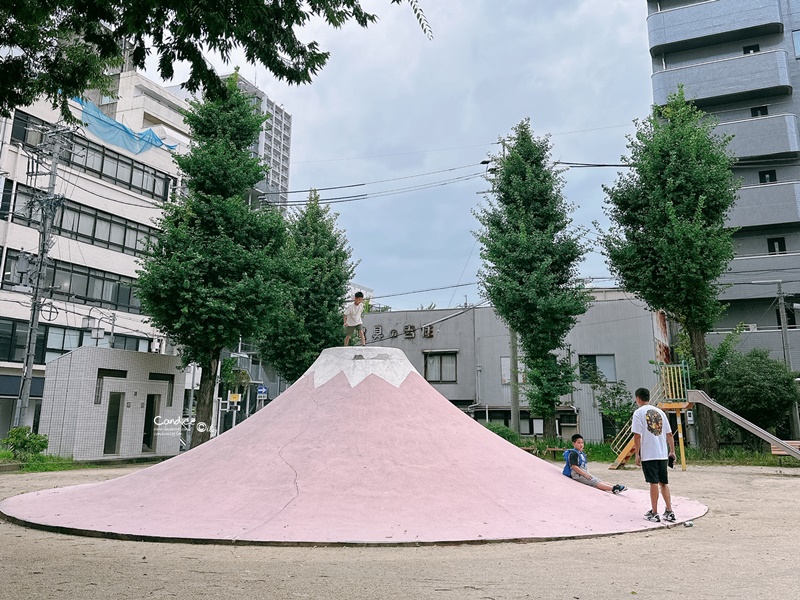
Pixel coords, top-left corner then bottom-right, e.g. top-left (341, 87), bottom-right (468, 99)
top-left (728, 181), bottom-right (800, 229)
top-left (652, 50), bottom-right (791, 107)
top-left (718, 252), bottom-right (800, 301)
top-left (716, 114), bottom-right (800, 160)
top-left (648, 0), bottom-right (783, 56)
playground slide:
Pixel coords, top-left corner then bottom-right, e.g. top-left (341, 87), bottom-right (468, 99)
top-left (687, 390), bottom-right (800, 461)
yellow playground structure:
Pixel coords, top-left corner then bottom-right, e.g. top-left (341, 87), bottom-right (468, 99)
top-left (608, 363), bottom-right (800, 470)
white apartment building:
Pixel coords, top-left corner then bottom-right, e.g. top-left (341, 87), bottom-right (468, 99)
top-left (0, 71), bottom-right (190, 439)
top-left (0, 66), bottom-right (294, 442)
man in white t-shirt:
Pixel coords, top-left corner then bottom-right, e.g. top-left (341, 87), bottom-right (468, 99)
top-left (632, 387), bottom-right (676, 523)
top-left (343, 291), bottom-right (366, 346)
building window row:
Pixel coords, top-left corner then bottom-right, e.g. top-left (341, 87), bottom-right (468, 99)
top-left (2, 250), bottom-right (142, 314)
top-left (2, 180), bottom-right (157, 258)
top-left (0, 317), bottom-right (149, 365)
top-left (11, 111), bottom-right (174, 201)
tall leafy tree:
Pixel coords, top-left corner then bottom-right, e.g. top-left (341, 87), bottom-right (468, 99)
top-left (136, 75), bottom-right (288, 448)
top-left (600, 87), bottom-right (739, 452)
top-left (1, 1), bottom-right (431, 121)
top-left (475, 119), bottom-right (592, 437)
top-left (258, 191), bottom-right (355, 382)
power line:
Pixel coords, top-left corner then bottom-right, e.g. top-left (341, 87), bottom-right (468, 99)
top-left (372, 281), bottom-right (479, 300)
top-left (281, 162), bottom-right (486, 195)
top-left (282, 172), bottom-right (485, 206)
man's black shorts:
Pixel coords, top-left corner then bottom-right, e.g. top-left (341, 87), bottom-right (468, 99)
top-left (642, 459), bottom-right (669, 484)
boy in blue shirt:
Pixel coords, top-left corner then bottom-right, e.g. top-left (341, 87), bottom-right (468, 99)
top-left (563, 434), bottom-right (627, 494)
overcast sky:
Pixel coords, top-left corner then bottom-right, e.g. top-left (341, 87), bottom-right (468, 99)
top-left (150, 1), bottom-right (654, 310)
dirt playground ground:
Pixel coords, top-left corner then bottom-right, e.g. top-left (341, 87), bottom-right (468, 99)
top-left (0, 462), bottom-right (797, 600)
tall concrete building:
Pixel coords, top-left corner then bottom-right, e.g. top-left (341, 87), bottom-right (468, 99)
top-left (646, 0), bottom-right (800, 365)
top-left (166, 74), bottom-right (292, 208)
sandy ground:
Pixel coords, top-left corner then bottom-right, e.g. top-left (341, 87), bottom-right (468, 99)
top-left (0, 462), bottom-right (797, 600)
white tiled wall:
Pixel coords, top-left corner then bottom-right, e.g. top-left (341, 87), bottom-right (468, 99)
top-left (41, 346), bottom-right (185, 460)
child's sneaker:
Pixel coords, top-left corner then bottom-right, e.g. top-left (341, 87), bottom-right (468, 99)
top-left (644, 510), bottom-right (661, 522)
top-left (612, 484), bottom-right (627, 494)
top-left (663, 510), bottom-right (676, 523)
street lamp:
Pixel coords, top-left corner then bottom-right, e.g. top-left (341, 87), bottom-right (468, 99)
top-left (81, 307), bottom-right (117, 347)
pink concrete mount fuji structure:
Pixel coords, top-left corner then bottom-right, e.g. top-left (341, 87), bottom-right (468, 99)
top-left (0, 346), bottom-right (707, 545)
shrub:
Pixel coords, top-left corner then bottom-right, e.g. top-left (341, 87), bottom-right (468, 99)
top-left (484, 422), bottom-right (521, 445)
top-left (1, 426), bottom-right (49, 460)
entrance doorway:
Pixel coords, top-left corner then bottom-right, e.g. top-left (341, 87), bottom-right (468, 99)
top-left (103, 392), bottom-right (125, 454)
top-left (142, 394), bottom-right (160, 452)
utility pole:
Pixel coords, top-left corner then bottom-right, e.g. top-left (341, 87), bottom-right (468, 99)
top-left (12, 127), bottom-right (69, 428)
top-left (756, 279), bottom-right (800, 438)
top-left (777, 283), bottom-right (800, 438)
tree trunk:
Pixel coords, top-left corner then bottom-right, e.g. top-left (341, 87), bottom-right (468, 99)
top-left (509, 330), bottom-right (521, 434)
top-left (687, 327), bottom-right (719, 453)
top-left (543, 416), bottom-right (557, 439)
top-left (191, 352), bottom-right (221, 449)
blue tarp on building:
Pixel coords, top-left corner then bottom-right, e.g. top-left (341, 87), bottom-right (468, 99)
top-left (74, 98), bottom-right (177, 154)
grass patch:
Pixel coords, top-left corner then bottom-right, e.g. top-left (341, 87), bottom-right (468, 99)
top-left (681, 446), bottom-right (799, 467)
top-left (16, 454), bottom-right (94, 473)
top-left (0, 449), bottom-right (14, 462)
top-left (510, 436), bottom-right (799, 467)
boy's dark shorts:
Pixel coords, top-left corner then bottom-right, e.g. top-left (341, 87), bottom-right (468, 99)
top-left (642, 459), bottom-right (669, 484)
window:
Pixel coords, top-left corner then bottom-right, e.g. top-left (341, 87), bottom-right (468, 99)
top-left (751, 106), bottom-right (769, 117)
top-left (2, 251), bottom-right (141, 313)
top-left (579, 355), bottom-right (617, 383)
top-left (10, 181), bottom-right (157, 258)
top-left (11, 112), bottom-right (174, 201)
top-left (424, 352), bottom-right (457, 383)
top-left (768, 237), bottom-right (787, 254)
top-left (743, 44), bottom-right (760, 54)
top-left (759, 170), bottom-right (777, 184)
top-left (794, 30), bottom-right (800, 58)
top-left (0, 317), bottom-right (151, 364)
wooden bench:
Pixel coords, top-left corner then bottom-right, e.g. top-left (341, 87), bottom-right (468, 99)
top-left (770, 441), bottom-right (800, 459)
top-left (544, 447), bottom-right (566, 460)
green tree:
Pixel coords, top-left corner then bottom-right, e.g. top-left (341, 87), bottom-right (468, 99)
top-left (582, 363), bottom-right (635, 435)
top-left (136, 76), bottom-right (288, 448)
top-left (600, 87), bottom-right (739, 452)
top-left (258, 190), bottom-right (356, 382)
top-left (475, 119), bottom-right (592, 437)
top-left (703, 327), bottom-right (800, 443)
top-left (1, 1), bottom-right (431, 121)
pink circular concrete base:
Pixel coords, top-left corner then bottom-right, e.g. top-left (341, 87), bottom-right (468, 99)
top-left (0, 347), bottom-right (707, 545)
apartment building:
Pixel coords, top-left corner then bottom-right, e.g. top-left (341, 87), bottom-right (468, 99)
top-left (646, 0), bottom-right (800, 365)
top-left (0, 73), bottom-right (189, 438)
top-left (0, 66), bottom-right (294, 442)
